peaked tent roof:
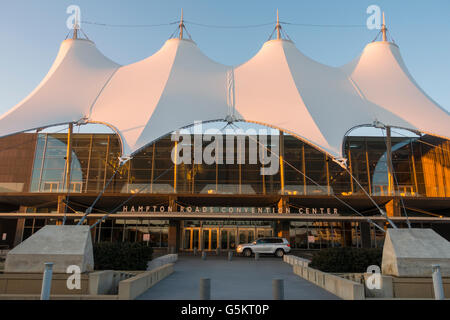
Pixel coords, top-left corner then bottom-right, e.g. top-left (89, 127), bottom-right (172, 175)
top-left (341, 41), bottom-right (450, 141)
top-left (0, 39), bottom-right (120, 137)
top-left (0, 31), bottom-right (448, 161)
top-left (233, 39), bottom-right (415, 158)
top-left (89, 38), bottom-right (230, 156)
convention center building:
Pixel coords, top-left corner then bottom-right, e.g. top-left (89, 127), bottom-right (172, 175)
top-left (0, 19), bottom-right (448, 254)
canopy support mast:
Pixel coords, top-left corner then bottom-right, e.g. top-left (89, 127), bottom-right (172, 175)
top-left (64, 123), bottom-right (73, 193)
top-left (73, 14), bottom-right (79, 40)
top-left (386, 126), bottom-right (395, 195)
top-left (179, 8), bottom-right (184, 40)
top-left (276, 9), bottom-right (281, 40)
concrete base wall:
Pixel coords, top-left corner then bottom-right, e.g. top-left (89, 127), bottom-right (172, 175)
top-left (147, 254), bottom-right (178, 271)
top-left (283, 254), bottom-right (310, 267)
top-left (118, 263), bottom-right (174, 300)
top-left (0, 270), bottom-right (137, 298)
top-left (292, 264), bottom-right (365, 300)
top-left (323, 272), bottom-right (450, 299)
top-left (392, 277), bottom-right (450, 299)
top-left (88, 271), bottom-right (135, 295)
top-left (362, 273), bottom-right (394, 298)
top-left (0, 273), bottom-right (89, 295)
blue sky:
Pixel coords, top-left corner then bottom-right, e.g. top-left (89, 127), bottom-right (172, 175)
top-left (0, 0), bottom-right (449, 116)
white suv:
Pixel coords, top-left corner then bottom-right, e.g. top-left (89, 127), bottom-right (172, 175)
top-left (236, 237), bottom-right (291, 258)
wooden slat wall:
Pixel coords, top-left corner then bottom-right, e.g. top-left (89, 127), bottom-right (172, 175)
top-left (0, 133), bottom-right (37, 193)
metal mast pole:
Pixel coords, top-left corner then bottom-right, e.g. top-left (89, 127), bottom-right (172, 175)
top-left (73, 15), bottom-right (79, 40)
top-left (179, 8), bottom-right (184, 40)
top-left (381, 12), bottom-right (387, 42)
top-left (64, 123), bottom-right (73, 192)
top-left (386, 126), bottom-right (394, 196)
top-left (276, 9), bottom-right (281, 40)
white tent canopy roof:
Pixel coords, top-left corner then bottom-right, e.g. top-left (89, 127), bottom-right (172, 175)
top-left (89, 38), bottom-right (230, 156)
top-left (0, 39), bottom-right (119, 136)
top-left (341, 41), bottom-right (450, 141)
top-left (0, 34), bottom-right (448, 160)
top-left (234, 39), bottom-right (417, 158)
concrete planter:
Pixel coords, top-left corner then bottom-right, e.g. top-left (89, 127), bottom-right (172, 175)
top-left (292, 264), bottom-right (365, 300)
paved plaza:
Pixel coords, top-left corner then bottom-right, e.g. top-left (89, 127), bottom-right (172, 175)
top-left (138, 255), bottom-right (340, 300)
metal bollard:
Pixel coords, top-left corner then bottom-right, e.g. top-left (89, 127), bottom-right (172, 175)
top-left (228, 251), bottom-right (233, 261)
top-left (216, 247), bottom-right (220, 256)
top-left (202, 251), bottom-right (207, 260)
top-left (170, 246), bottom-right (175, 254)
top-left (255, 252), bottom-right (260, 261)
top-left (200, 278), bottom-right (211, 300)
top-left (272, 279), bottom-right (284, 300)
top-left (432, 264), bottom-right (445, 300)
top-left (40, 262), bottom-right (54, 300)
top-left (193, 247), bottom-right (198, 256)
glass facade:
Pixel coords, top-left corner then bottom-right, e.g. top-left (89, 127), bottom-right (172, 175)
top-left (289, 221), bottom-right (360, 249)
top-left (22, 217), bottom-right (58, 241)
top-left (93, 219), bottom-right (168, 247)
top-left (29, 132), bottom-right (450, 197)
top-left (3, 129), bottom-right (448, 250)
top-left (30, 133), bottom-right (123, 193)
top-left (21, 217), bottom-right (169, 247)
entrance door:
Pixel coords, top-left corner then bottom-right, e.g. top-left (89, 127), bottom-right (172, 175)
top-left (238, 228), bottom-right (255, 245)
top-left (202, 228), bottom-right (219, 251)
top-left (220, 229), bottom-right (237, 250)
top-left (183, 228), bottom-right (200, 250)
top-left (183, 228), bottom-right (218, 251)
top-left (183, 226), bottom-right (273, 251)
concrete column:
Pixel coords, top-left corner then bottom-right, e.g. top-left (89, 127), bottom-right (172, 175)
top-left (360, 222), bottom-right (372, 248)
top-left (343, 222), bottom-right (353, 247)
top-left (168, 220), bottom-right (180, 252)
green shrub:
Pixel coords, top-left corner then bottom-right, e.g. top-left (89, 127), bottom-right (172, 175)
top-left (93, 242), bottom-right (153, 270)
top-left (309, 247), bottom-right (382, 273)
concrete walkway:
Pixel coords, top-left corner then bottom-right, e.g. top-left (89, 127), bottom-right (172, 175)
top-left (137, 256), bottom-right (340, 300)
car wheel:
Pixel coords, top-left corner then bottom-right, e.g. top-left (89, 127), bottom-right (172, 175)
top-left (243, 248), bottom-right (252, 257)
top-left (275, 249), bottom-right (285, 258)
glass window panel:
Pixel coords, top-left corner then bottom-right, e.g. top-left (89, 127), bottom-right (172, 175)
top-left (184, 229), bottom-right (191, 249)
top-left (221, 230), bottom-right (228, 249)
